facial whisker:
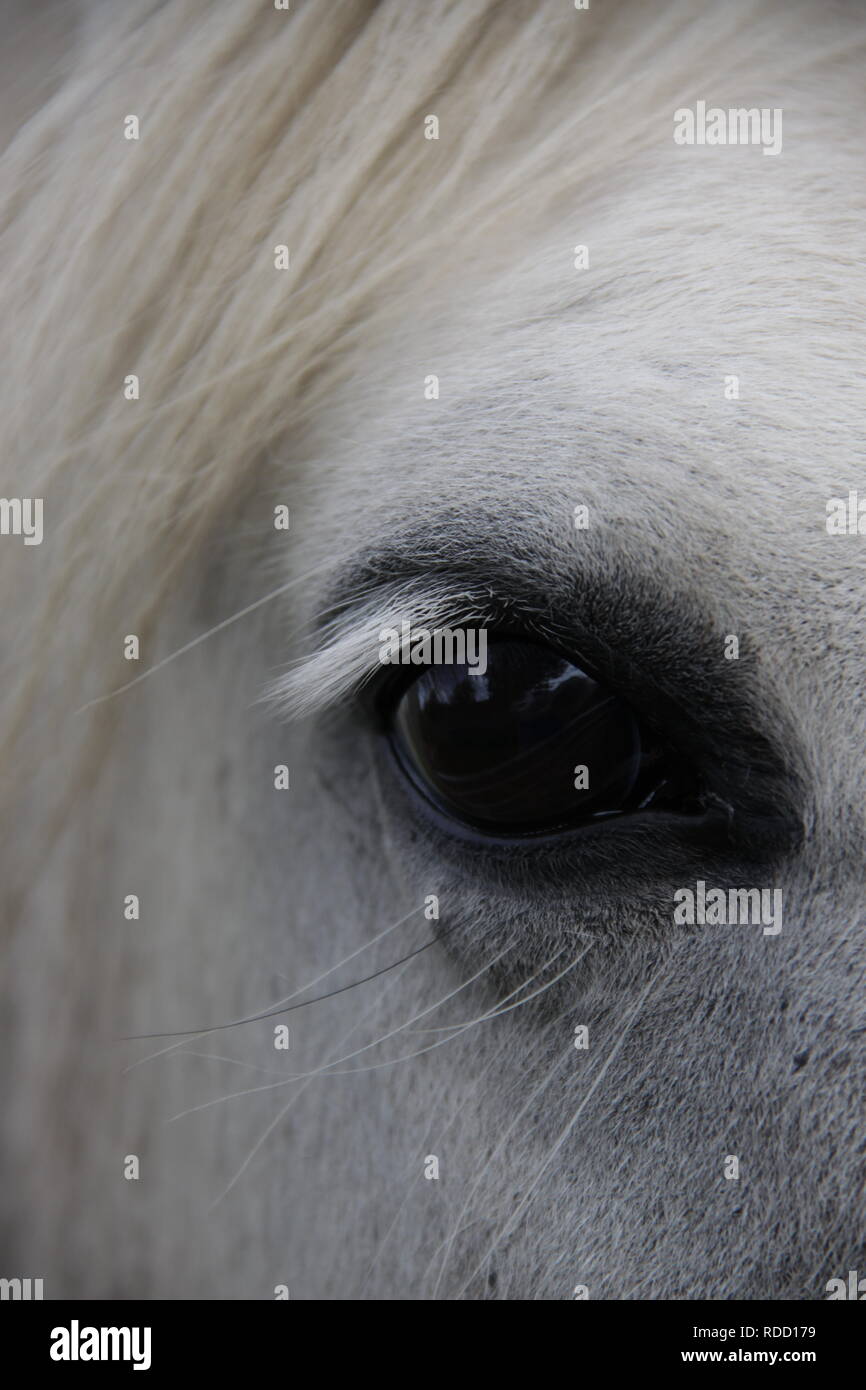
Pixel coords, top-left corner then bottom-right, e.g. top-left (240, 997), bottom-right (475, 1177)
top-left (167, 938), bottom-right (514, 1123)
top-left (122, 902), bottom-right (427, 1050)
top-left (453, 957), bottom-right (667, 1300)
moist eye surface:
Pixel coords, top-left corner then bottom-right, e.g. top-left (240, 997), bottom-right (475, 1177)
top-left (388, 637), bottom-right (700, 836)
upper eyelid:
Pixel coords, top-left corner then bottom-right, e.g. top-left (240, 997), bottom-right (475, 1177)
top-left (263, 575), bottom-right (483, 722)
top-left (294, 538), bottom-right (722, 730)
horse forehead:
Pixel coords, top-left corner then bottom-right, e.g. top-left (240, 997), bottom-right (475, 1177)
top-left (310, 378), bottom-right (852, 606)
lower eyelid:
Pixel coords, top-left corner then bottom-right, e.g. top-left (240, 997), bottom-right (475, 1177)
top-left (369, 712), bottom-right (800, 881)
top-left (388, 758), bottom-right (722, 852)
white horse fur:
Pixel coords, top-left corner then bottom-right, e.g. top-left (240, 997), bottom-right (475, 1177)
top-left (1, 0), bottom-right (864, 1299)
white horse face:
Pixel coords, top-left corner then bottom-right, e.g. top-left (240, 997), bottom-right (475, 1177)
top-left (2, 0), bottom-right (864, 1300)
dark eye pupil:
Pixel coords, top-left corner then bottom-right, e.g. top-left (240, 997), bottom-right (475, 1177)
top-left (389, 638), bottom-right (693, 835)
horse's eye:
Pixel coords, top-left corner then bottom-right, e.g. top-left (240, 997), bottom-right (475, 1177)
top-left (388, 638), bottom-right (700, 836)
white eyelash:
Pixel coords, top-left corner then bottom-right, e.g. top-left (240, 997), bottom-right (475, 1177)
top-left (262, 576), bottom-right (485, 720)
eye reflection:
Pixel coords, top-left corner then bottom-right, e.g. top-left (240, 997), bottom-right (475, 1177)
top-left (389, 638), bottom-right (696, 835)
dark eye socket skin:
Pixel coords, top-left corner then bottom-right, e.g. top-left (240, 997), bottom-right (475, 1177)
top-left (385, 637), bottom-right (703, 839)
